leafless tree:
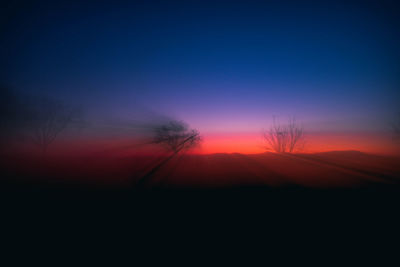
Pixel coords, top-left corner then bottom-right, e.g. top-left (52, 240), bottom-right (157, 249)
top-left (29, 97), bottom-right (76, 156)
top-left (262, 117), bottom-right (305, 153)
top-left (153, 120), bottom-right (201, 154)
top-left (135, 120), bottom-right (201, 186)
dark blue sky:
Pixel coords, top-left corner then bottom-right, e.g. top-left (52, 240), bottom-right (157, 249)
top-left (2, 0), bottom-right (400, 134)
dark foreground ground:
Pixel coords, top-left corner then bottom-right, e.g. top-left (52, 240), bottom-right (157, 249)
top-left (2, 154), bottom-right (400, 262)
top-left (2, 150), bottom-right (400, 251)
top-left (1, 150), bottom-right (400, 216)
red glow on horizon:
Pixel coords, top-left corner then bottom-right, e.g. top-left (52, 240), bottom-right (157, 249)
top-left (199, 132), bottom-right (398, 155)
top-left (5, 131), bottom-right (398, 157)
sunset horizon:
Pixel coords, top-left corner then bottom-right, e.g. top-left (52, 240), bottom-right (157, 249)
top-left (1, 0), bottom-right (400, 195)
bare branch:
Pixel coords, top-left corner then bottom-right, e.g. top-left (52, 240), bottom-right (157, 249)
top-left (262, 117), bottom-right (305, 153)
top-left (152, 120), bottom-right (201, 154)
top-left (28, 97), bottom-right (77, 155)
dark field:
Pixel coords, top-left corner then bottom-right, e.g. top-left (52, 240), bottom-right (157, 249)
top-left (2, 150), bottom-right (399, 189)
top-left (2, 150), bottom-right (400, 215)
top-left (2, 151), bottom-right (400, 247)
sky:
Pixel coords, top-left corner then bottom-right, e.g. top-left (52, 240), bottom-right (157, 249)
top-left (1, 0), bottom-right (400, 154)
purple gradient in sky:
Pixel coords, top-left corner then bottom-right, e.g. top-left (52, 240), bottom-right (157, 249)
top-left (1, 0), bottom-right (399, 138)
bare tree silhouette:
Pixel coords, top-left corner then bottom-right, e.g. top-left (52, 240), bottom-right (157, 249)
top-left (153, 120), bottom-right (201, 154)
top-left (136, 120), bottom-right (201, 186)
top-left (29, 97), bottom-right (76, 156)
top-left (263, 117), bottom-right (305, 153)
top-left (0, 87), bottom-right (86, 157)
